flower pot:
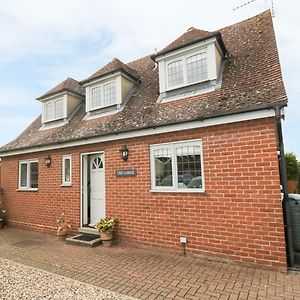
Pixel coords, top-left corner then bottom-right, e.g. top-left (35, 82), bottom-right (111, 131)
top-left (100, 231), bottom-right (113, 247)
top-left (102, 239), bottom-right (113, 247)
top-left (57, 227), bottom-right (68, 237)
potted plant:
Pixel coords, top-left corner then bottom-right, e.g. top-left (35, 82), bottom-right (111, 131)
top-left (56, 213), bottom-right (71, 237)
top-left (95, 218), bottom-right (117, 247)
top-left (0, 208), bottom-right (7, 229)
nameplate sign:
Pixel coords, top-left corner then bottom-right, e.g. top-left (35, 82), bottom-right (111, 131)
top-left (115, 169), bottom-right (137, 177)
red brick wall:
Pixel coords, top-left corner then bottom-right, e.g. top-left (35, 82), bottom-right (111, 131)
top-left (0, 117), bottom-right (286, 269)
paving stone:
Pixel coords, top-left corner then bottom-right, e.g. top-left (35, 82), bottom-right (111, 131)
top-left (1, 228), bottom-right (300, 299)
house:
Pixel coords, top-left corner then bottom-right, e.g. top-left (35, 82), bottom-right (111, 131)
top-left (0, 11), bottom-right (292, 270)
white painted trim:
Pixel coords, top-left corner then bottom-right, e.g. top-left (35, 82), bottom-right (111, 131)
top-left (43, 97), bottom-right (66, 123)
top-left (149, 139), bottom-right (205, 192)
top-left (62, 154), bottom-right (72, 186)
top-left (0, 109), bottom-right (275, 157)
top-left (80, 151), bottom-right (105, 227)
top-left (155, 37), bottom-right (217, 61)
top-left (37, 91), bottom-right (84, 102)
top-left (18, 159), bottom-right (39, 190)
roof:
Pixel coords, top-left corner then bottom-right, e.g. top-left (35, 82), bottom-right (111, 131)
top-left (0, 11), bottom-right (287, 154)
top-left (81, 58), bottom-right (140, 84)
top-left (36, 77), bottom-right (85, 100)
top-left (153, 28), bottom-right (228, 58)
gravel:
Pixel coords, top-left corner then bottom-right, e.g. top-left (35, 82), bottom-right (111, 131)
top-left (0, 257), bottom-right (137, 300)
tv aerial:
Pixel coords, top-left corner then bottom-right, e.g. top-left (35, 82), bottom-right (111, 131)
top-left (233, 0), bottom-right (275, 17)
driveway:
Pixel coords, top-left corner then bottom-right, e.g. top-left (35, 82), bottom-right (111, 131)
top-left (0, 228), bottom-right (300, 299)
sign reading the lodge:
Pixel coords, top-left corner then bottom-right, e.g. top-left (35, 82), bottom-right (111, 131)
top-left (115, 169), bottom-right (137, 177)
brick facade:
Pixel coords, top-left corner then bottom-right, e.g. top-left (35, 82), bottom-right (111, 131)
top-left (0, 117), bottom-right (287, 269)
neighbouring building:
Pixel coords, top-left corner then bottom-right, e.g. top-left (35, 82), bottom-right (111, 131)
top-left (0, 11), bottom-right (292, 270)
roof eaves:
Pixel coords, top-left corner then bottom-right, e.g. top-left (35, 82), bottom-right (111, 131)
top-left (36, 88), bottom-right (85, 101)
top-left (81, 68), bottom-right (140, 85)
top-left (0, 100), bottom-right (287, 156)
top-left (151, 31), bottom-right (228, 61)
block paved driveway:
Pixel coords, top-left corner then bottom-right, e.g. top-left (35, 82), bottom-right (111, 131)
top-left (1, 228), bottom-right (300, 300)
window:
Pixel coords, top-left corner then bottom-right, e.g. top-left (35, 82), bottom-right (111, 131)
top-left (62, 155), bottom-right (72, 186)
top-left (90, 80), bottom-right (117, 110)
top-left (103, 81), bottom-right (116, 107)
top-left (167, 60), bottom-right (184, 87)
top-left (166, 49), bottom-right (208, 89)
top-left (19, 160), bottom-right (38, 190)
top-left (44, 98), bottom-right (64, 122)
top-left (150, 140), bottom-right (204, 192)
top-left (186, 53), bottom-right (207, 83)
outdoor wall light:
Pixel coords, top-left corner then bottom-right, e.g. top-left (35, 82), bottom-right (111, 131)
top-left (120, 145), bottom-right (129, 161)
top-left (44, 155), bottom-right (52, 167)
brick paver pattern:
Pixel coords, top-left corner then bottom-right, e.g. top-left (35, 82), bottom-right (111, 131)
top-left (0, 228), bottom-right (300, 300)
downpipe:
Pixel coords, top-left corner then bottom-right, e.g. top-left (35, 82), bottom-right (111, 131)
top-left (274, 105), bottom-right (295, 269)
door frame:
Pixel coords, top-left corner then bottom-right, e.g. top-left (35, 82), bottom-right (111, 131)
top-left (80, 151), bottom-right (105, 227)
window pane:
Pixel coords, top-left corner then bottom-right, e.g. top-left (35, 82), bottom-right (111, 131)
top-left (91, 86), bottom-right (102, 108)
top-left (103, 81), bottom-right (116, 106)
top-left (45, 102), bottom-right (54, 121)
top-left (176, 146), bottom-right (202, 189)
top-left (64, 158), bottom-right (71, 182)
top-left (29, 162), bottom-right (38, 189)
top-left (187, 53), bottom-right (207, 84)
top-left (167, 60), bottom-right (183, 87)
top-left (54, 99), bottom-right (63, 119)
top-left (20, 163), bottom-right (27, 187)
top-left (154, 148), bottom-right (173, 187)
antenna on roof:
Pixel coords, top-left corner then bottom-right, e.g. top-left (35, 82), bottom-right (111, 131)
top-left (233, 0), bottom-right (275, 18)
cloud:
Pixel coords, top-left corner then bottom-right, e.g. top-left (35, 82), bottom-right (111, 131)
top-left (0, 0), bottom-right (299, 156)
top-left (0, 87), bottom-right (36, 107)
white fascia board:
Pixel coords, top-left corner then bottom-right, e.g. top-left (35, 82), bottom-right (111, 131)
top-left (155, 37), bottom-right (217, 62)
top-left (37, 91), bottom-right (84, 103)
top-left (82, 72), bottom-right (122, 87)
top-left (0, 109), bottom-right (275, 157)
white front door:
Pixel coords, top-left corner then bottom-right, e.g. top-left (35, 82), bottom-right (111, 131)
top-left (89, 154), bottom-right (105, 225)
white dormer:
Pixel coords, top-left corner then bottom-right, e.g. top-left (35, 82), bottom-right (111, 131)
top-left (36, 77), bottom-right (84, 129)
top-left (153, 31), bottom-right (227, 103)
top-left (43, 95), bottom-right (65, 123)
top-left (82, 58), bottom-right (139, 119)
top-left (41, 93), bottom-right (83, 124)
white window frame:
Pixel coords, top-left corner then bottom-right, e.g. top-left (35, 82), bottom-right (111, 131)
top-left (150, 139), bottom-right (205, 193)
top-left (62, 155), bottom-right (72, 186)
top-left (18, 159), bottom-right (39, 191)
top-left (43, 97), bottom-right (66, 123)
top-left (165, 48), bottom-right (208, 91)
top-left (88, 79), bottom-right (117, 111)
top-left (156, 38), bottom-right (221, 94)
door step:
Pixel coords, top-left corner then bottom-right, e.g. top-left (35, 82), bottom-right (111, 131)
top-left (78, 227), bottom-right (98, 235)
top-left (66, 233), bottom-right (101, 247)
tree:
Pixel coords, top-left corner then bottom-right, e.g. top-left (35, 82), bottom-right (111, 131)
top-left (298, 161), bottom-right (300, 192)
top-left (285, 152), bottom-right (299, 180)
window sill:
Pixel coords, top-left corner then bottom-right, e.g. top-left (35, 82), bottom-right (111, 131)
top-left (150, 188), bottom-right (205, 193)
top-left (61, 183), bottom-right (72, 187)
top-left (17, 188), bottom-right (38, 192)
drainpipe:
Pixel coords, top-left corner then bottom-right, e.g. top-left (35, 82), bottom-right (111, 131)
top-left (274, 105), bottom-right (294, 269)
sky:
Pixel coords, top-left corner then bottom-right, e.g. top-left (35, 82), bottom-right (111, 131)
top-left (0, 0), bottom-right (298, 158)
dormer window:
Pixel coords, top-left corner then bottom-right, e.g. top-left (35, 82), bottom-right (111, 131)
top-left (153, 32), bottom-right (227, 103)
top-left (90, 79), bottom-right (117, 110)
top-left (37, 77), bottom-right (85, 129)
top-left (82, 58), bottom-right (139, 119)
top-left (44, 98), bottom-right (64, 122)
top-left (166, 49), bottom-right (208, 90)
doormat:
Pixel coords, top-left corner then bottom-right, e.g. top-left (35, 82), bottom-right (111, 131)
top-left (66, 234), bottom-right (101, 247)
top-left (72, 234), bottom-right (99, 242)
